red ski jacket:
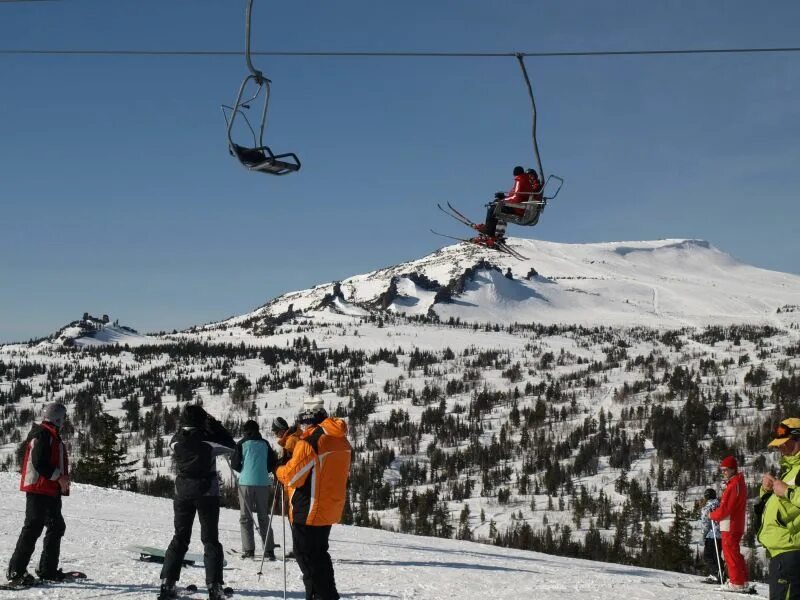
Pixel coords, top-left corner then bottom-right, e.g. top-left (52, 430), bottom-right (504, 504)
top-left (506, 174), bottom-right (537, 216)
top-left (20, 422), bottom-right (69, 497)
top-left (710, 471), bottom-right (747, 535)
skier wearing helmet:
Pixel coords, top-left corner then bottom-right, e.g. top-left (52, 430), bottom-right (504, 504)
top-left (7, 403), bottom-right (73, 587)
top-left (276, 398), bottom-right (351, 600)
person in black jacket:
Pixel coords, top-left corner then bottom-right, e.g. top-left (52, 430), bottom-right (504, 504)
top-left (7, 403), bottom-right (71, 586)
top-left (159, 405), bottom-right (235, 600)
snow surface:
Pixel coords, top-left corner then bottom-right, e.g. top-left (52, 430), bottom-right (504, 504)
top-left (218, 238), bottom-right (800, 330)
top-left (0, 473), bottom-right (768, 599)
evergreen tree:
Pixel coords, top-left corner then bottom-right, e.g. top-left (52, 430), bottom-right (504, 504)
top-left (72, 414), bottom-right (136, 489)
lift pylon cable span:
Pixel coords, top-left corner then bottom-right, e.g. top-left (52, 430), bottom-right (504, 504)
top-left (222, 0), bottom-right (300, 176)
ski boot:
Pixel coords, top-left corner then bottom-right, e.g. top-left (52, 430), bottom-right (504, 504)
top-left (208, 583), bottom-right (229, 600)
top-left (157, 579), bottom-right (178, 600)
top-left (265, 551), bottom-right (277, 562)
top-left (720, 581), bottom-right (755, 594)
top-left (5, 570), bottom-right (37, 589)
top-left (239, 551), bottom-right (254, 559)
top-left (36, 568), bottom-right (67, 581)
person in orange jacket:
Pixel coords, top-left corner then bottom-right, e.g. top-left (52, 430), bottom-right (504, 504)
top-left (710, 455), bottom-right (750, 592)
top-left (276, 399), bottom-right (351, 600)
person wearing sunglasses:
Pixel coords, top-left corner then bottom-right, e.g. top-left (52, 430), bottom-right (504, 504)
top-left (710, 455), bottom-right (751, 592)
top-left (757, 418), bottom-right (800, 600)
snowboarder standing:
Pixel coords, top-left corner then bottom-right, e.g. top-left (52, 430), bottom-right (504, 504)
top-left (710, 455), bottom-right (750, 592)
top-left (230, 419), bottom-right (278, 560)
top-left (158, 405), bottom-right (235, 600)
top-left (757, 418), bottom-right (800, 600)
top-left (6, 402), bottom-right (71, 586)
top-left (699, 488), bottom-right (725, 583)
top-left (276, 399), bottom-right (351, 600)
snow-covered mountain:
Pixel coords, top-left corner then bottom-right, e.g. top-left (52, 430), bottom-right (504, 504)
top-left (0, 472), bottom-right (769, 599)
top-left (1, 237), bottom-right (798, 591)
top-left (219, 238), bottom-right (800, 331)
top-left (47, 314), bottom-right (155, 348)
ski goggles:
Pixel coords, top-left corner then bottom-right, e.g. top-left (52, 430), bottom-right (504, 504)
top-left (769, 419), bottom-right (800, 447)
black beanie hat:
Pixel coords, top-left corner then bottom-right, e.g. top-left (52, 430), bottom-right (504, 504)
top-left (181, 404), bottom-right (208, 428)
top-left (243, 419), bottom-right (260, 434)
top-left (704, 488), bottom-right (717, 500)
top-left (271, 416), bottom-right (289, 433)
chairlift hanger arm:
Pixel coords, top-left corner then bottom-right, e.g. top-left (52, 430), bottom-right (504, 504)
top-left (515, 53), bottom-right (544, 182)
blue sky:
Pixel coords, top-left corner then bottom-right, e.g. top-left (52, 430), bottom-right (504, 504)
top-left (1, 0), bottom-right (798, 342)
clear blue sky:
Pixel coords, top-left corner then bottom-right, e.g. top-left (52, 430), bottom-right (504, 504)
top-left (1, 0), bottom-right (798, 343)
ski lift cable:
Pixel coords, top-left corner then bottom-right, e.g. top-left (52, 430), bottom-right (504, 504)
top-left (1, 46), bottom-right (800, 58)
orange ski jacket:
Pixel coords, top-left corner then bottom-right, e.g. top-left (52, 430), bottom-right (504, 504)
top-left (276, 418), bottom-right (352, 526)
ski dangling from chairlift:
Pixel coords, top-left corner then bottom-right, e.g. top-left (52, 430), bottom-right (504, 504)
top-left (222, 0), bottom-right (300, 175)
top-left (435, 54), bottom-right (562, 254)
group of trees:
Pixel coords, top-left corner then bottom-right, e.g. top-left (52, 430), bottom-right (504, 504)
top-left (0, 320), bottom-right (796, 581)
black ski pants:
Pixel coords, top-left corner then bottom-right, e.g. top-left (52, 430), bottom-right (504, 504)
top-left (292, 524), bottom-right (339, 600)
top-left (703, 537), bottom-right (724, 578)
top-left (769, 549), bottom-right (800, 600)
top-left (8, 493), bottom-right (66, 578)
top-left (161, 495), bottom-right (224, 586)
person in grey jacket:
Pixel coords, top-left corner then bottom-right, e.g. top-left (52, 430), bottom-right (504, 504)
top-left (230, 420), bottom-right (278, 560)
top-left (700, 488), bottom-right (725, 583)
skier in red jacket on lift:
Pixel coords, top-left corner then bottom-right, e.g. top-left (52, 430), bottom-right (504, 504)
top-left (710, 455), bottom-right (751, 592)
top-left (475, 166), bottom-right (538, 244)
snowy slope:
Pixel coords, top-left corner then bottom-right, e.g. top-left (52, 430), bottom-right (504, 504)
top-left (60, 324), bottom-right (155, 348)
top-left (44, 319), bottom-right (156, 349)
top-left (0, 473), bottom-right (768, 599)
top-left (218, 238), bottom-right (800, 330)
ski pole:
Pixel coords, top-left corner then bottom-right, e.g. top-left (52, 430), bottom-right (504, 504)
top-left (257, 483), bottom-right (281, 581)
top-left (711, 521), bottom-right (725, 585)
top-left (282, 484), bottom-right (287, 600)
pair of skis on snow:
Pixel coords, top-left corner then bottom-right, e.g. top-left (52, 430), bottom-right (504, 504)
top-left (433, 202), bottom-right (528, 261)
top-left (662, 580), bottom-right (763, 597)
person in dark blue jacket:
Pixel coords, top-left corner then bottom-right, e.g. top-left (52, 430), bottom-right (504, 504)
top-left (231, 420), bottom-right (278, 560)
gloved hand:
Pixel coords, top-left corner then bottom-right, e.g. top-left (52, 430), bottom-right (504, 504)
top-left (57, 474), bottom-right (71, 496)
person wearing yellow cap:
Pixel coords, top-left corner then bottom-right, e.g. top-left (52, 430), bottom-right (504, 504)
top-left (756, 418), bottom-right (800, 600)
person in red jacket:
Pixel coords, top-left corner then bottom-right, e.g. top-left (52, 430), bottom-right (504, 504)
top-left (710, 455), bottom-right (750, 591)
top-left (474, 166), bottom-right (537, 243)
top-left (7, 403), bottom-right (71, 586)
top-left (505, 165), bottom-right (536, 216)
